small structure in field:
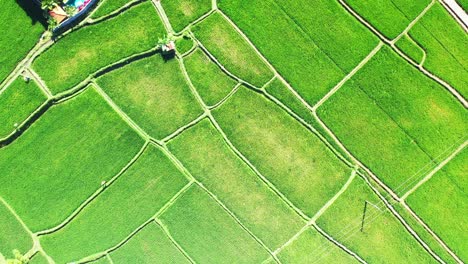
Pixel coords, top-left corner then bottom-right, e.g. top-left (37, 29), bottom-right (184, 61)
top-left (158, 35), bottom-right (176, 59)
top-left (162, 40), bottom-right (176, 54)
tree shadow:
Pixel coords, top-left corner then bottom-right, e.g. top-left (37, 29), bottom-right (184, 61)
top-left (15, 0), bottom-right (47, 29)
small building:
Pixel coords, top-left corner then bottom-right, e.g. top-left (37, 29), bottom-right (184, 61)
top-left (49, 5), bottom-right (68, 24)
top-left (161, 40), bottom-right (176, 54)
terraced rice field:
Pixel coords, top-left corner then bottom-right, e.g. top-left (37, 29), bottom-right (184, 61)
top-left (0, 0), bottom-right (466, 263)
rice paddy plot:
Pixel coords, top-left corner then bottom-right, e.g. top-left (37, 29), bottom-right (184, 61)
top-left (277, 227), bottom-right (357, 263)
top-left (159, 185), bottom-right (271, 263)
top-left (33, 2), bottom-right (164, 94)
top-left (213, 87), bottom-right (350, 217)
top-left (270, 0), bottom-right (378, 72)
top-left (0, 86), bottom-right (144, 232)
top-left (316, 176), bottom-right (437, 263)
top-left (110, 222), bottom-right (190, 263)
top-left (265, 78), bottom-right (315, 125)
top-left (28, 253), bottom-right (49, 264)
top-left (184, 48), bottom-right (238, 106)
top-left (393, 203), bottom-right (459, 264)
top-left (0, 201), bottom-right (32, 260)
top-left (90, 0), bottom-right (132, 19)
top-left (406, 148), bottom-right (468, 261)
top-left (343, 46), bottom-right (467, 158)
top-left (162, 0), bottom-right (212, 32)
top-left (0, 77), bottom-right (47, 138)
top-left (176, 35), bottom-right (195, 54)
top-left (96, 54), bottom-right (203, 139)
top-left (343, 0), bottom-right (431, 39)
top-left (0, 0), bottom-right (44, 82)
top-left (168, 119), bottom-right (305, 249)
top-left (395, 34), bottom-right (425, 64)
top-left (218, 0), bottom-right (344, 105)
top-left (403, 3), bottom-right (468, 98)
top-left (318, 81), bottom-right (434, 190)
top-left (40, 145), bottom-right (189, 263)
top-left (192, 12), bottom-right (273, 88)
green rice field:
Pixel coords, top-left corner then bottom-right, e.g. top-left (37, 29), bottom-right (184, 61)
top-left (1, 0), bottom-right (466, 263)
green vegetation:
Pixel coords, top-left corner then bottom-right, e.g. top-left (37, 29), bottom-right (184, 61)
top-left (269, 0), bottom-right (378, 72)
top-left (176, 35), bottom-right (195, 54)
top-left (319, 81), bottom-right (433, 190)
top-left (0, 87), bottom-right (143, 232)
top-left (96, 54), bottom-right (203, 139)
top-left (0, 202), bottom-right (32, 260)
top-left (0, 78), bottom-right (47, 138)
top-left (1, 0), bottom-right (466, 261)
top-left (407, 149), bottom-right (467, 260)
top-left (33, 3), bottom-right (164, 94)
top-left (41, 145), bottom-right (189, 263)
top-left (193, 12), bottom-right (273, 87)
top-left (456, 0), bottom-right (468, 11)
top-left (278, 227), bottom-right (356, 263)
top-left (168, 119), bottom-right (305, 249)
top-left (29, 253), bottom-right (49, 264)
top-left (213, 87), bottom-right (350, 216)
top-left (0, 0), bottom-right (44, 82)
top-left (89, 256), bottom-right (110, 264)
top-left (184, 49), bottom-right (237, 105)
top-left (219, 0), bottom-right (377, 105)
top-left (393, 203), bottom-right (458, 264)
top-left (395, 34), bottom-right (425, 64)
top-left (159, 185), bottom-right (270, 263)
top-left (344, 0), bottom-right (431, 39)
top-left (406, 3), bottom-right (468, 98)
top-left (111, 223), bottom-right (190, 263)
top-left (319, 47), bottom-right (467, 189)
top-left (317, 176), bottom-right (436, 263)
top-left (162, 0), bottom-right (212, 32)
top-left (265, 78), bottom-right (315, 125)
top-left (91, 0), bottom-right (131, 18)
top-left (348, 47), bottom-right (467, 158)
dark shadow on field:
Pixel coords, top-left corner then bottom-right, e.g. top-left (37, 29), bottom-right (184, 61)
top-left (15, 0), bottom-right (47, 28)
